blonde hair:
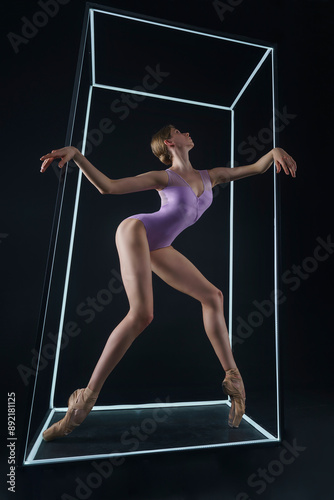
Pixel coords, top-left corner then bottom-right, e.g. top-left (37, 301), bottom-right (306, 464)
top-left (151, 124), bottom-right (175, 165)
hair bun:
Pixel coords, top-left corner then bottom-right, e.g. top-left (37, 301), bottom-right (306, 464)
top-left (151, 124), bottom-right (174, 165)
top-left (160, 154), bottom-right (171, 165)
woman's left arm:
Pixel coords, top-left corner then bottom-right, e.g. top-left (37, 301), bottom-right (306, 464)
top-left (209, 148), bottom-right (297, 187)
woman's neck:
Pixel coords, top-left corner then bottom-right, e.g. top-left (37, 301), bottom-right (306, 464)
top-left (170, 152), bottom-right (193, 173)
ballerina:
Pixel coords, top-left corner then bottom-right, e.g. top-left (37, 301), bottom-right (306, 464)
top-left (39, 124), bottom-right (297, 440)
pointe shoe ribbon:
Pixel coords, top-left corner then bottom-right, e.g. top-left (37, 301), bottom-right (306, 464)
top-left (42, 387), bottom-right (99, 442)
top-left (222, 368), bottom-right (246, 428)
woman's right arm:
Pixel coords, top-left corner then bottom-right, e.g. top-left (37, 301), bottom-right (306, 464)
top-left (40, 146), bottom-right (167, 194)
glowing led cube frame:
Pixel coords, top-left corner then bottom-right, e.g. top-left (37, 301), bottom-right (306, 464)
top-left (23, 5), bottom-right (280, 466)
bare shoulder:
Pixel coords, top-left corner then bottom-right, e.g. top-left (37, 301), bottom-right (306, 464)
top-left (151, 169), bottom-right (169, 191)
top-left (132, 169), bottom-right (168, 187)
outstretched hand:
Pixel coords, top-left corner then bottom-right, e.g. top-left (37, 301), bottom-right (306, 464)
top-left (273, 147), bottom-right (297, 178)
top-left (40, 146), bottom-right (77, 173)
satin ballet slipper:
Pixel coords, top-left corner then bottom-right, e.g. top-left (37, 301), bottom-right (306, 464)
top-left (42, 387), bottom-right (99, 442)
top-left (222, 368), bottom-right (246, 428)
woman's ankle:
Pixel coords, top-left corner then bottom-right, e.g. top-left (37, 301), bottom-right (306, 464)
top-left (84, 386), bottom-right (100, 401)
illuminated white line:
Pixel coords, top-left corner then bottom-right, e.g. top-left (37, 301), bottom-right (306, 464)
top-left (271, 49), bottom-right (280, 441)
top-left (23, 163), bottom-right (70, 462)
top-left (230, 48), bottom-right (272, 109)
top-left (229, 110), bottom-right (234, 350)
top-left (93, 83), bottom-right (231, 110)
top-left (24, 11), bottom-right (92, 463)
top-left (90, 10), bottom-right (96, 85)
top-left (242, 414), bottom-right (277, 440)
top-left (24, 435), bottom-right (279, 466)
top-left (54, 399), bottom-right (230, 412)
top-left (91, 8), bottom-right (272, 50)
top-left (23, 192), bottom-right (66, 461)
top-left (49, 86), bottom-right (93, 409)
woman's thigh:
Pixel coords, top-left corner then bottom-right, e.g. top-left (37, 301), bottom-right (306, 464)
top-left (115, 219), bottom-right (153, 317)
top-left (150, 246), bottom-right (221, 305)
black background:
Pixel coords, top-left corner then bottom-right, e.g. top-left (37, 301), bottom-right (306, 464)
top-left (1, 0), bottom-right (333, 499)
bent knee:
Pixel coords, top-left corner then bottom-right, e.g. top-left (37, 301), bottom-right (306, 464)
top-left (129, 310), bottom-right (154, 330)
top-left (202, 288), bottom-right (224, 309)
top-left (141, 312), bottom-right (154, 328)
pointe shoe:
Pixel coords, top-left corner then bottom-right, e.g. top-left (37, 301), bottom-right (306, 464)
top-left (222, 368), bottom-right (246, 428)
top-left (43, 387), bottom-right (99, 442)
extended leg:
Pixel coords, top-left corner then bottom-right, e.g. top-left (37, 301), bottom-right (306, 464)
top-left (43, 219), bottom-right (153, 441)
top-left (150, 246), bottom-right (245, 427)
top-left (87, 219), bottom-right (154, 393)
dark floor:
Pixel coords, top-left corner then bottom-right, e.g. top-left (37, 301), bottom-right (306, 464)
top-left (29, 403), bottom-right (270, 463)
top-left (13, 388), bottom-right (334, 500)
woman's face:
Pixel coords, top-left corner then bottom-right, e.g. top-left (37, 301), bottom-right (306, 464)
top-left (167, 128), bottom-right (194, 151)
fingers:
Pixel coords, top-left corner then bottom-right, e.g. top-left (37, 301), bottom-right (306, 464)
top-left (274, 152), bottom-right (297, 178)
top-left (40, 148), bottom-right (68, 173)
top-left (282, 155), bottom-right (297, 178)
top-left (291, 158), bottom-right (297, 177)
top-left (40, 158), bottom-right (54, 173)
top-left (40, 149), bottom-right (62, 161)
top-left (281, 158), bottom-right (290, 175)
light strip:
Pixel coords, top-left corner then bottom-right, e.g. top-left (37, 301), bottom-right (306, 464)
top-left (90, 10), bottom-right (96, 85)
top-left (271, 49), bottom-right (280, 441)
top-left (49, 86), bottom-right (93, 408)
top-left (91, 8), bottom-right (272, 50)
top-left (93, 83), bottom-right (231, 110)
top-left (53, 399), bottom-right (230, 413)
top-left (24, 10), bottom-right (92, 463)
top-left (24, 434), bottom-right (278, 466)
top-left (23, 180), bottom-right (68, 461)
top-left (242, 414), bottom-right (277, 440)
top-left (25, 438), bottom-right (279, 466)
top-left (229, 110), bottom-right (234, 348)
top-left (230, 48), bottom-right (272, 109)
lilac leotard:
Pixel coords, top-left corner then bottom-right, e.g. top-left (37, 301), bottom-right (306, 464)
top-left (126, 168), bottom-right (213, 251)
